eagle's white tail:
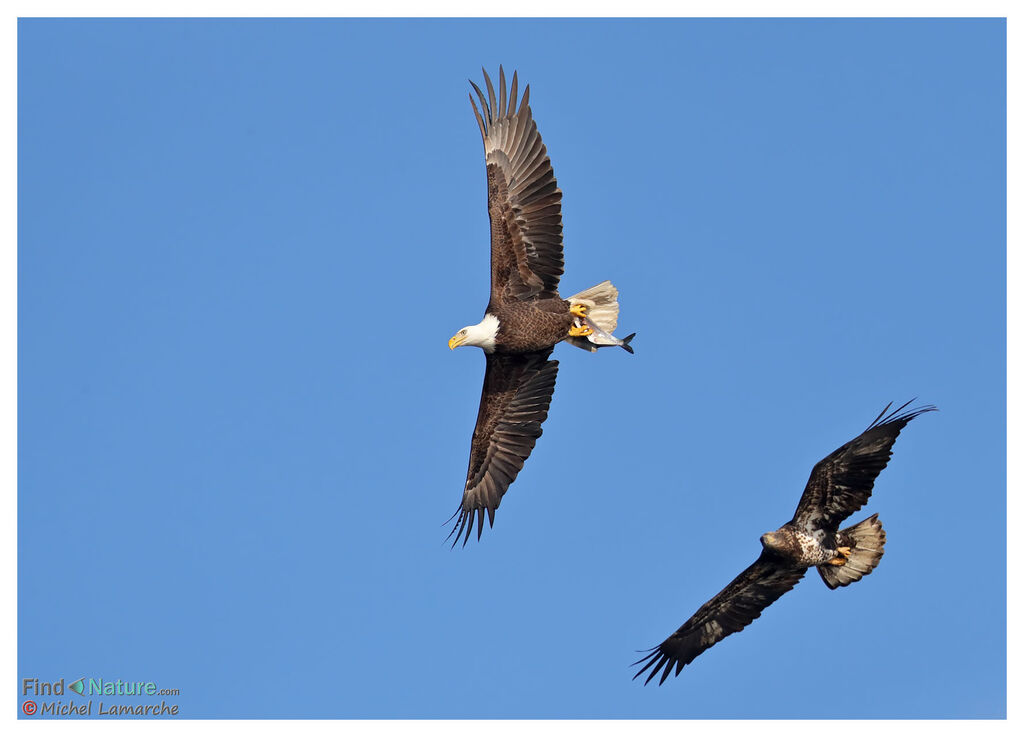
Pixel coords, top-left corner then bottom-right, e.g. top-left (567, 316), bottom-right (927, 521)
top-left (817, 514), bottom-right (886, 590)
top-left (568, 280), bottom-right (619, 336)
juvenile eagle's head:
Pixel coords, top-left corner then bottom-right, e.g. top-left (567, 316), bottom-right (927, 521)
top-left (760, 528), bottom-right (797, 555)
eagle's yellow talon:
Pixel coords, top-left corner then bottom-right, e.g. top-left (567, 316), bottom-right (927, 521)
top-left (837, 546), bottom-right (852, 558)
top-left (570, 304), bottom-right (588, 319)
top-left (828, 556), bottom-right (847, 566)
top-left (569, 325), bottom-right (593, 337)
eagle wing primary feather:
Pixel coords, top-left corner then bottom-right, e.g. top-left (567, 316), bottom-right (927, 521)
top-left (469, 67), bottom-right (565, 306)
top-left (633, 552), bottom-right (805, 684)
top-left (448, 351), bottom-right (558, 546)
top-left (792, 401), bottom-right (936, 533)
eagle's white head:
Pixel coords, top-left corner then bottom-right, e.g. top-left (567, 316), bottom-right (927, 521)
top-left (448, 314), bottom-right (499, 353)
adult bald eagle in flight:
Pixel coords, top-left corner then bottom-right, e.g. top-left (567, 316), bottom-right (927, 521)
top-left (633, 401), bottom-right (935, 684)
top-left (447, 68), bottom-right (634, 546)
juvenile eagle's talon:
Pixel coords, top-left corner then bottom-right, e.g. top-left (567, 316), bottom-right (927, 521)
top-left (570, 304), bottom-right (588, 319)
top-left (827, 545), bottom-right (852, 566)
top-left (568, 325), bottom-right (593, 337)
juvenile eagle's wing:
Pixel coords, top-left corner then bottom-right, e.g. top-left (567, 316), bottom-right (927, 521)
top-left (792, 401), bottom-right (936, 532)
top-left (448, 351), bottom-right (558, 546)
top-left (633, 552), bottom-right (805, 684)
top-left (470, 67), bottom-right (564, 306)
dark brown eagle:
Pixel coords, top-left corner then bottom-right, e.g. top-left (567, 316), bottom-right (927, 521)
top-left (633, 401), bottom-right (935, 684)
top-left (447, 68), bottom-right (634, 546)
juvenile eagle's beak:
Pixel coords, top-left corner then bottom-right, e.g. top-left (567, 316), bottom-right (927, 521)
top-left (448, 334), bottom-right (465, 350)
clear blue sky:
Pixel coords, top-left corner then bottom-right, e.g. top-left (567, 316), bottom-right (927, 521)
top-left (18, 19), bottom-right (1004, 718)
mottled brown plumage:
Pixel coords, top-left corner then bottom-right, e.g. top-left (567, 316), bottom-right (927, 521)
top-left (633, 401), bottom-right (934, 684)
top-left (447, 67), bottom-right (632, 546)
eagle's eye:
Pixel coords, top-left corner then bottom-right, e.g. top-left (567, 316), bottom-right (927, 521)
top-left (460, 330), bottom-right (467, 336)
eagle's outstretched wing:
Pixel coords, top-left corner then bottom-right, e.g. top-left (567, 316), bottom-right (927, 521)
top-left (791, 401), bottom-right (936, 532)
top-left (448, 351), bottom-right (558, 546)
top-left (633, 552), bottom-right (805, 684)
top-left (470, 67), bottom-right (564, 307)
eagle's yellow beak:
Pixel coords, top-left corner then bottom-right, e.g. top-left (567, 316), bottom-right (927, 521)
top-left (448, 333), bottom-right (465, 350)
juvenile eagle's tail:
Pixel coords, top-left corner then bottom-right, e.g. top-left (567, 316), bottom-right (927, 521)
top-left (817, 514), bottom-right (886, 590)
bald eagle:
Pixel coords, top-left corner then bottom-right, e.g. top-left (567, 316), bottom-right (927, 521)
top-left (447, 68), bottom-right (634, 546)
top-left (633, 401), bottom-right (935, 684)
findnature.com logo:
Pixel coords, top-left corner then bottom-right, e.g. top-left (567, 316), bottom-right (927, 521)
top-left (21, 677), bottom-right (182, 718)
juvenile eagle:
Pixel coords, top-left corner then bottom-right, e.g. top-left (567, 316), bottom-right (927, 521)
top-left (447, 68), bottom-right (634, 546)
top-left (633, 401), bottom-right (935, 684)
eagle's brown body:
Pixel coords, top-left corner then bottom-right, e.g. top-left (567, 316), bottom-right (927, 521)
top-left (492, 299), bottom-right (574, 353)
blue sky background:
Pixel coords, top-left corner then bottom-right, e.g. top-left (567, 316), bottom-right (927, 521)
top-left (18, 18), bottom-right (1004, 718)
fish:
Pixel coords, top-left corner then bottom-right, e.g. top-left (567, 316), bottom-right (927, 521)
top-left (568, 316), bottom-right (636, 354)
